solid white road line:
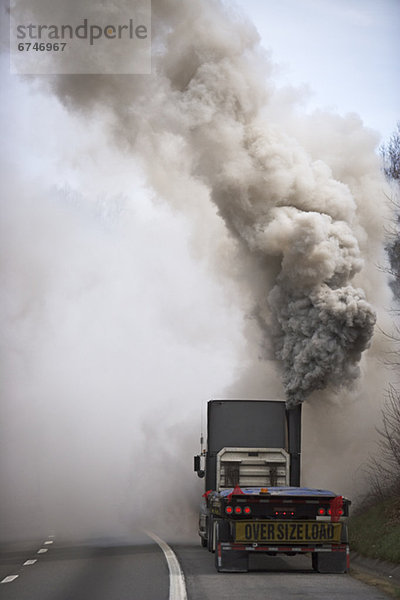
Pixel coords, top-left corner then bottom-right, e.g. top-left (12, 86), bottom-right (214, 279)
top-left (146, 531), bottom-right (187, 600)
top-left (1, 575), bottom-right (19, 584)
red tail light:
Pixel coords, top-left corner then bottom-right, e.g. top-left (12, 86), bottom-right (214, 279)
top-left (225, 506), bottom-right (233, 514)
top-left (234, 506), bottom-right (242, 515)
top-left (318, 508), bottom-right (326, 516)
top-left (244, 506), bottom-right (251, 515)
top-left (328, 508), bottom-right (343, 517)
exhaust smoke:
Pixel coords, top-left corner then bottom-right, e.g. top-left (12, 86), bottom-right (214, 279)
top-left (46, 0), bottom-right (378, 406)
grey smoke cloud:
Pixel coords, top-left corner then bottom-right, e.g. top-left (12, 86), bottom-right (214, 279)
top-left (44, 0), bottom-right (377, 406)
top-left (271, 285), bottom-right (376, 406)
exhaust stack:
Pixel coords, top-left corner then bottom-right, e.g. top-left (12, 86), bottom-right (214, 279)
top-left (287, 404), bottom-right (302, 487)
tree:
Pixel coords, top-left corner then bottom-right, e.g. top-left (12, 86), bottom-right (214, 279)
top-left (381, 123), bottom-right (400, 298)
top-left (369, 385), bottom-right (400, 497)
top-left (369, 124), bottom-right (400, 498)
top-left (381, 123), bottom-right (400, 182)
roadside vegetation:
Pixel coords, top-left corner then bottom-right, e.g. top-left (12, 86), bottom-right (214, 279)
top-left (349, 124), bottom-right (400, 568)
top-left (349, 496), bottom-right (400, 564)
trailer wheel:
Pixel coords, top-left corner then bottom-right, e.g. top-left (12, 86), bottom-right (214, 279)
top-left (201, 536), bottom-right (207, 548)
top-left (311, 552), bottom-right (318, 572)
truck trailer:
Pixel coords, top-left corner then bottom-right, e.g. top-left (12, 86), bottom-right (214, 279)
top-left (194, 400), bottom-right (350, 573)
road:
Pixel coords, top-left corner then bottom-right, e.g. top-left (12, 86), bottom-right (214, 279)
top-left (0, 533), bottom-right (391, 600)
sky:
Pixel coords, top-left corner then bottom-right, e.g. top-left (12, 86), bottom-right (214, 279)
top-left (235, 0), bottom-right (400, 142)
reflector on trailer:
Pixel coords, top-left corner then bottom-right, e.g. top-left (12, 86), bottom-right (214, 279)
top-left (330, 496), bottom-right (344, 522)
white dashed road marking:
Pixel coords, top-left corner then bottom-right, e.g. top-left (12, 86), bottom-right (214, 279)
top-left (1, 535), bottom-right (55, 584)
top-left (1, 575), bottom-right (19, 584)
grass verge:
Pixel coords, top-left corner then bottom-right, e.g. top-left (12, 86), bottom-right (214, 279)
top-left (349, 496), bottom-right (400, 564)
top-left (350, 568), bottom-right (400, 599)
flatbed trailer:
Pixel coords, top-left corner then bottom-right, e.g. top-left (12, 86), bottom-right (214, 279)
top-left (194, 400), bottom-right (351, 573)
top-left (204, 485), bottom-right (350, 573)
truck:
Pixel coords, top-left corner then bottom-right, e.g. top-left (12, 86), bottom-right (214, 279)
top-left (194, 399), bottom-right (350, 573)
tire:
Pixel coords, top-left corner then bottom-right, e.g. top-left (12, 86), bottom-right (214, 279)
top-left (201, 536), bottom-right (207, 548)
top-left (312, 552), bottom-right (318, 572)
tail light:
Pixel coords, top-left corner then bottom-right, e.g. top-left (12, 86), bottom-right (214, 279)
top-left (329, 508), bottom-right (343, 516)
top-left (234, 506), bottom-right (242, 515)
top-left (244, 506), bottom-right (251, 515)
top-left (318, 508), bottom-right (326, 516)
top-left (274, 510), bottom-right (295, 518)
top-left (225, 506), bottom-right (233, 515)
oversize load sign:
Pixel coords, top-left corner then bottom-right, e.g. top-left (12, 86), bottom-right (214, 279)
top-left (235, 521), bottom-right (342, 543)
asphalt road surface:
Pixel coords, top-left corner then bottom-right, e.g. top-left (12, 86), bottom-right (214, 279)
top-left (0, 533), bottom-right (391, 600)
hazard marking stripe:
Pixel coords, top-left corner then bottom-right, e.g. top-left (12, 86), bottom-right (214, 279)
top-left (218, 543), bottom-right (222, 567)
top-left (225, 543), bottom-right (348, 554)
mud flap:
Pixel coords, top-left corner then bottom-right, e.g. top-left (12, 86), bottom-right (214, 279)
top-left (215, 520), bottom-right (248, 573)
top-left (215, 544), bottom-right (249, 573)
top-left (314, 548), bottom-right (348, 574)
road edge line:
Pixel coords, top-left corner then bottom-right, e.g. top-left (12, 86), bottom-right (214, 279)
top-left (145, 530), bottom-right (188, 600)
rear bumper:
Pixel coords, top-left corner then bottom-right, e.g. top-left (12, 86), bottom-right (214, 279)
top-left (220, 542), bottom-right (349, 554)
